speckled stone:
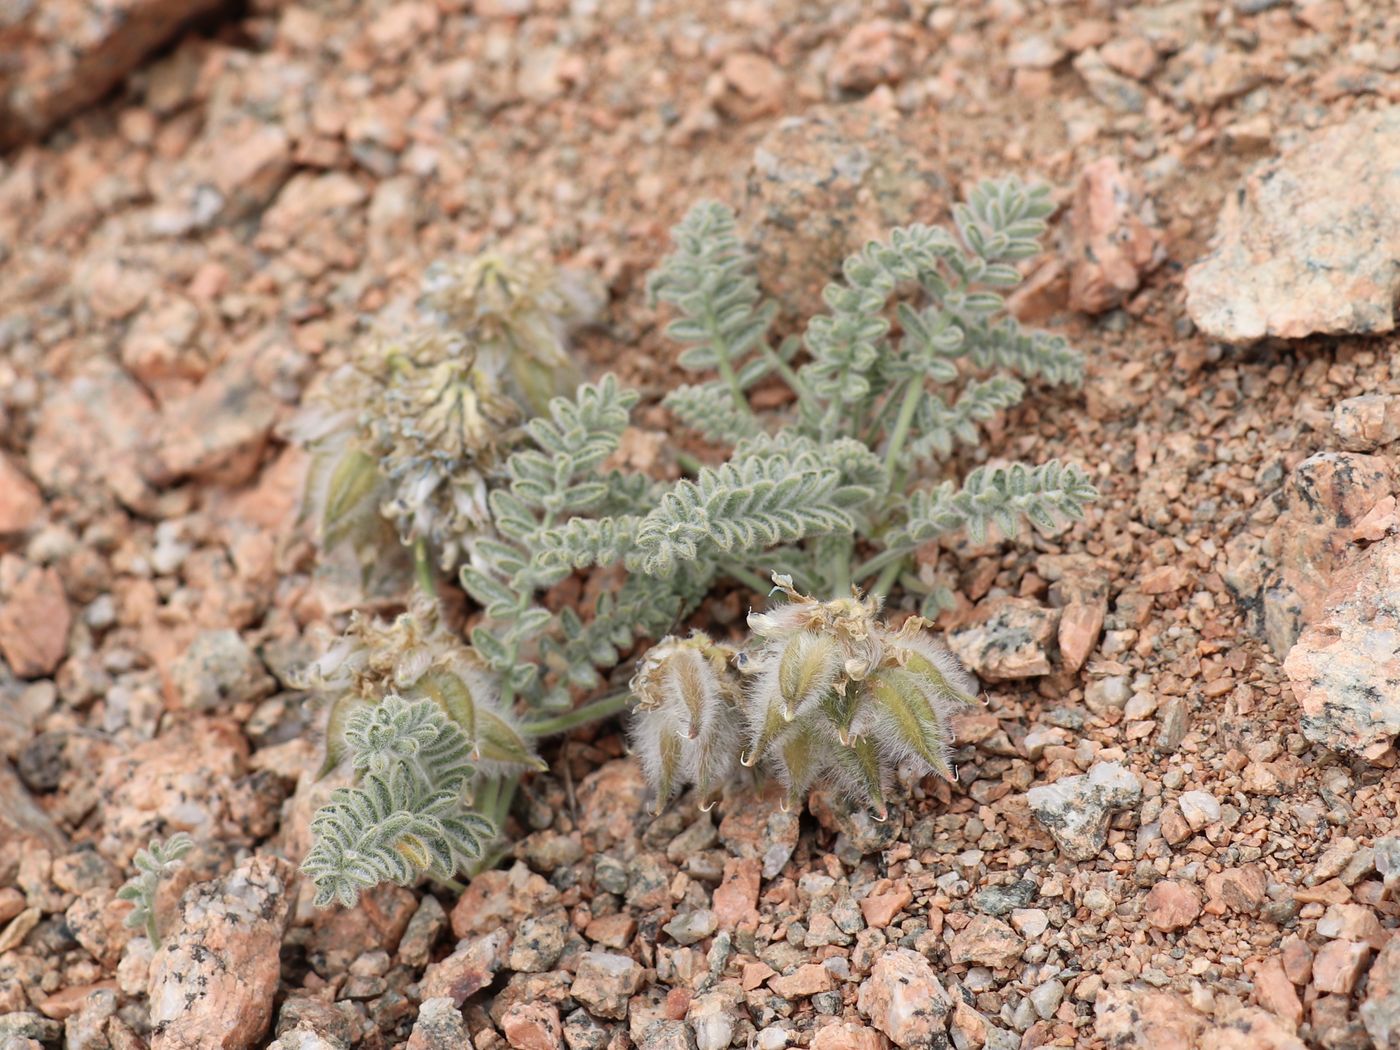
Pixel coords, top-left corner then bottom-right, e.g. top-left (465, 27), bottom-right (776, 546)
top-left (856, 948), bottom-right (951, 1048)
top-left (1286, 535), bottom-right (1400, 762)
top-left (147, 856), bottom-right (293, 1050)
top-left (1027, 761), bottom-right (1142, 861)
top-left (741, 106), bottom-right (948, 319)
top-left (1186, 106), bottom-right (1400, 344)
top-left (570, 951), bottom-right (643, 1020)
top-left (1225, 452), bottom-right (1392, 658)
top-left (948, 597), bottom-right (1059, 680)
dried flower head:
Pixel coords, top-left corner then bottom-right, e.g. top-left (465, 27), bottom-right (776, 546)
top-left (295, 593), bottom-right (543, 776)
top-left (421, 251), bottom-right (598, 417)
top-left (300, 325), bottom-right (520, 575)
top-left (628, 632), bottom-right (743, 813)
top-left (300, 249), bottom-right (601, 576)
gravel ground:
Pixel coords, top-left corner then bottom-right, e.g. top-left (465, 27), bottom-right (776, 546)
top-left (1, 0), bottom-right (1399, 1048)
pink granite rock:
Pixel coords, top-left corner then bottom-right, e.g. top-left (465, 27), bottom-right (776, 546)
top-left (856, 948), bottom-right (951, 1048)
top-left (0, 0), bottom-right (228, 147)
top-left (1186, 107), bottom-right (1400, 344)
top-left (147, 856), bottom-right (293, 1050)
top-left (1226, 452), bottom-right (1391, 657)
top-left (0, 557), bottom-right (70, 677)
top-left (1066, 157), bottom-right (1165, 314)
top-left (1285, 535), bottom-right (1400, 762)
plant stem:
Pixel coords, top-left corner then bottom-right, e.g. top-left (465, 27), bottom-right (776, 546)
top-left (675, 450), bottom-right (704, 475)
top-left (828, 542), bottom-right (853, 597)
top-left (413, 539), bottom-right (437, 598)
top-left (853, 544), bottom-right (912, 584)
top-left (700, 304), bottom-right (751, 417)
top-left (760, 343), bottom-right (815, 411)
top-left (522, 690), bottom-right (633, 737)
top-left (713, 347), bottom-right (749, 417)
top-left (146, 912), bottom-right (160, 949)
top-left (870, 555), bottom-right (907, 600)
top-left (883, 377), bottom-right (924, 481)
top-left (726, 563), bottom-right (773, 595)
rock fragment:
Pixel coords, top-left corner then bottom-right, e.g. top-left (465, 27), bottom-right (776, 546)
top-left (1225, 452), bottom-right (1391, 657)
top-left (0, 558), bottom-right (71, 677)
top-left (570, 951), bottom-right (643, 1020)
top-left (28, 360), bottom-right (154, 505)
top-left (1176, 790), bottom-right (1221, 831)
top-left (1334, 395), bottom-right (1400, 452)
top-left (856, 948), bottom-right (951, 1048)
top-left (1185, 106), bottom-right (1400, 344)
top-left (1204, 865), bottom-right (1267, 916)
top-left (147, 366), bottom-right (280, 487)
top-left (742, 107), bottom-right (947, 317)
top-left (1039, 554), bottom-right (1109, 672)
top-left (1027, 761), bottom-right (1141, 860)
top-left (420, 930), bottom-right (509, 1006)
top-left (827, 20), bottom-right (916, 95)
top-left (1285, 535), bottom-right (1400, 762)
top-left (1144, 880), bottom-right (1201, 931)
top-left (170, 629), bottom-right (274, 712)
top-left (147, 856), bottom-right (293, 1050)
top-left (1094, 988), bottom-right (1205, 1048)
top-left (950, 916), bottom-right (1024, 967)
top-left (947, 597), bottom-right (1058, 680)
top-left (501, 1001), bottom-right (564, 1050)
top-left (1311, 940), bottom-right (1370, 995)
top-left (0, 0), bottom-right (227, 147)
top-left (404, 998), bottom-right (471, 1050)
top-left (1066, 157), bottom-right (1164, 314)
top-left (1362, 935), bottom-right (1400, 1048)
top-left (0, 454), bottom-right (44, 535)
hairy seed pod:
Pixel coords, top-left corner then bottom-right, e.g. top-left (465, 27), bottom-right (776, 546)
top-left (628, 632), bottom-right (740, 813)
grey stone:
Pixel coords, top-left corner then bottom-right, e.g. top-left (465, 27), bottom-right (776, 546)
top-left (170, 629), bottom-right (274, 712)
top-left (1027, 762), bottom-right (1142, 861)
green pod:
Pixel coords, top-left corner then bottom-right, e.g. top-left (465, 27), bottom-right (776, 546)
top-left (321, 449), bottom-right (382, 549)
top-left (743, 691), bottom-right (788, 768)
top-left (818, 686), bottom-right (862, 746)
top-left (318, 693), bottom-right (374, 778)
top-left (653, 729), bottom-right (684, 815)
top-left (869, 670), bottom-right (955, 781)
top-left (778, 632), bottom-right (838, 719)
top-left (833, 735), bottom-right (887, 820)
top-left (667, 648), bottom-right (709, 739)
top-left (777, 719), bottom-right (827, 813)
top-left (408, 669), bottom-right (478, 742)
top-left (474, 709), bottom-right (548, 772)
top-left (901, 651), bottom-right (977, 707)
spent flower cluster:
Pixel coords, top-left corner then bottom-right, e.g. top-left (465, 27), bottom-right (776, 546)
top-left (299, 252), bottom-right (599, 577)
top-left (293, 177), bottom-right (1098, 906)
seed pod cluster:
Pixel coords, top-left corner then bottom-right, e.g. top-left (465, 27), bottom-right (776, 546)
top-left (628, 632), bottom-right (743, 813)
top-left (628, 575), bottom-right (979, 819)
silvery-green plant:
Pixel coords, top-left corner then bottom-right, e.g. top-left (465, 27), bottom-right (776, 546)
top-left (463, 178), bottom-right (1093, 709)
top-left (301, 695), bottom-right (497, 907)
top-left (298, 176), bottom-right (1098, 904)
top-left (295, 597), bottom-right (545, 905)
top-left (116, 832), bottom-right (193, 947)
